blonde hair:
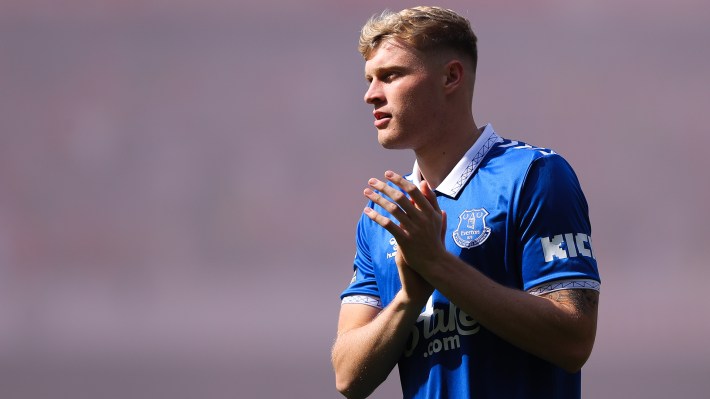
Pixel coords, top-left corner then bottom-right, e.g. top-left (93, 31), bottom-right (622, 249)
top-left (359, 6), bottom-right (478, 70)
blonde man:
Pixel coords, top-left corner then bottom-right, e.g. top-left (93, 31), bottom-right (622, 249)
top-left (332, 6), bottom-right (600, 399)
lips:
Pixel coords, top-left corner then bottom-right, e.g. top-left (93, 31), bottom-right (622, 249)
top-left (373, 111), bottom-right (392, 128)
top-left (374, 111), bottom-right (391, 120)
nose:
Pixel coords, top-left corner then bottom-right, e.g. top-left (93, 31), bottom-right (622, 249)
top-left (364, 80), bottom-right (383, 105)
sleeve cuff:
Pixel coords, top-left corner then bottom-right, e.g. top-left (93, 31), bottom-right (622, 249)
top-left (527, 278), bottom-right (600, 296)
top-left (341, 295), bottom-right (383, 309)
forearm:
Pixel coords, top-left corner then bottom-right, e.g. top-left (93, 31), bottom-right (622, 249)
top-left (332, 291), bottom-right (426, 398)
top-left (420, 251), bottom-right (597, 372)
top-left (359, 170), bottom-right (598, 372)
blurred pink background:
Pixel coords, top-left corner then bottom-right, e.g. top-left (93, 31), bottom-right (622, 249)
top-left (1, 0), bottom-right (709, 397)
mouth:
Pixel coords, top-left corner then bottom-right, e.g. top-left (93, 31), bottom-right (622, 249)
top-left (373, 111), bottom-right (392, 128)
top-left (374, 111), bottom-right (391, 120)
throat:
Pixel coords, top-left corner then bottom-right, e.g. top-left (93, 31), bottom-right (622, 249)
top-left (414, 130), bottom-right (479, 189)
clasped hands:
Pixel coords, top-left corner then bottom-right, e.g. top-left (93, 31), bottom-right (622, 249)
top-left (363, 170), bottom-right (448, 300)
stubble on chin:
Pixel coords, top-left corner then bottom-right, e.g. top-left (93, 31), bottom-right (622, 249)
top-left (377, 125), bottom-right (420, 150)
top-left (377, 130), bottom-right (404, 149)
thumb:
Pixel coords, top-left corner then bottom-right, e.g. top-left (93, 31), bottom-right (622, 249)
top-left (440, 210), bottom-right (447, 242)
top-left (419, 180), bottom-right (440, 212)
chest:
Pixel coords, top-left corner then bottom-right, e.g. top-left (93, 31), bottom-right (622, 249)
top-left (371, 176), bottom-right (522, 306)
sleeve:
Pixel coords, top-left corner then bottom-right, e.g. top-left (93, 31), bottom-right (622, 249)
top-left (340, 208), bottom-right (381, 301)
top-left (517, 154), bottom-right (601, 294)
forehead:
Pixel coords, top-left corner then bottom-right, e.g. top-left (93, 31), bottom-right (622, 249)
top-left (364, 39), bottom-right (426, 75)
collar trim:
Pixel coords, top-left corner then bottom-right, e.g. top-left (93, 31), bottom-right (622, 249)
top-left (409, 124), bottom-right (503, 197)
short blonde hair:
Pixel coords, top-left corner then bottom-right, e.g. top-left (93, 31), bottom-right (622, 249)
top-left (359, 6), bottom-right (478, 70)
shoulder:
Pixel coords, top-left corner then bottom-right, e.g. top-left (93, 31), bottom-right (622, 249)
top-left (491, 138), bottom-right (578, 183)
top-left (478, 138), bottom-right (571, 190)
top-left (494, 138), bottom-right (559, 164)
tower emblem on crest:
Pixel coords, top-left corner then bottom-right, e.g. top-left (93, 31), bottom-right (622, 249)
top-left (453, 208), bottom-right (492, 249)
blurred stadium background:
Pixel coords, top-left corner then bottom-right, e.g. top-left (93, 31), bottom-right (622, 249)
top-left (1, 0), bottom-right (709, 397)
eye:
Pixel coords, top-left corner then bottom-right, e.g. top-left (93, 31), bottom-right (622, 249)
top-left (382, 72), bottom-right (398, 82)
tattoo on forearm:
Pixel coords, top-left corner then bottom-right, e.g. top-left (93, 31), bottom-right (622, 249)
top-left (543, 289), bottom-right (599, 315)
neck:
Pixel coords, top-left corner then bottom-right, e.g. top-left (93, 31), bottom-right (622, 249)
top-left (414, 118), bottom-right (481, 189)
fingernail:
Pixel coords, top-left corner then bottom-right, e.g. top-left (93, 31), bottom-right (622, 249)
top-left (364, 188), bottom-right (373, 195)
top-left (368, 178), bottom-right (377, 185)
top-left (363, 207), bottom-right (372, 214)
top-left (385, 171), bottom-right (394, 178)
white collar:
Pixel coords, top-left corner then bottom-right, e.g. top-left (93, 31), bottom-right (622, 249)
top-left (408, 123), bottom-right (503, 197)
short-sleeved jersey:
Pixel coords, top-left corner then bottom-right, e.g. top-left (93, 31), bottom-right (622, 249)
top-left (340, 124), bottom-right (600, 399)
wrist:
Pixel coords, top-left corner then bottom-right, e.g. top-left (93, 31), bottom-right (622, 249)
top-left (413, 245), bottom-right (449, 278)
top-left (394, 288), bottom-right (430, 312)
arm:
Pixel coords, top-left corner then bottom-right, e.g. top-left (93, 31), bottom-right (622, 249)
top-left (421, 250), bottom-right (598, 372)
top-left (363, 170), bottom-right (599, 373)
top-left (332, 294), bottom-right (424, 399)
top-left (333, 183), bottom-right (446, 398)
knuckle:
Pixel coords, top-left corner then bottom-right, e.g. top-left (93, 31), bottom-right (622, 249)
top-left (390, 190), bottom-right (405, 202)
top-left (384, 202), bottom-right (400, 214)
top-left (403, 183), bottom-right (418, 194)
top-left (405, 187), bottom-right (422, 200)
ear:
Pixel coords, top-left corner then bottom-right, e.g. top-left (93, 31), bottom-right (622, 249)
top-left (442, 60), bottom-right (464, 93)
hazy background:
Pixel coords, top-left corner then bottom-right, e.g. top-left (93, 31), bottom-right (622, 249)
top-left (1, 0), bottom-right (709, 397)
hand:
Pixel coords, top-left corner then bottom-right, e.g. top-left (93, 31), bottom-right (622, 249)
top-left (393, 248), bottom-right (434, 303)
top-left (363, 171), bottom-right (447, 300)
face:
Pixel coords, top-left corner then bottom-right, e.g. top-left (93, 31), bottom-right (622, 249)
top-left (364, 39), bottom-right (445, 150)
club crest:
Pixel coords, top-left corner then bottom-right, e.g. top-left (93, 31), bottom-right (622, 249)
top-left (453, 208), bottom-right (492, 249)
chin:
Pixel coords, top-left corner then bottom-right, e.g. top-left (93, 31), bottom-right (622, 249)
top-left (378, 138), bottom-right (405, 150)
top-left (377, 131), bottom-right (409, 150)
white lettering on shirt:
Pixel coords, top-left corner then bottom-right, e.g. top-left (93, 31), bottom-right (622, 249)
top-left (541, 233), bottom-right (595, 262)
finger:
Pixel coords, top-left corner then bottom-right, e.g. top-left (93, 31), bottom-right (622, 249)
top-left (363, 207), bottom-right (406, 241)
top-left (363, 187), bottom-right (408, 222)
top-left (382, 171), bottom-right (434, 213)
top-left (367, 178), bottom-right (417, 215)
top-left (440, 210), bottom-right (447, 242)
top-left (419, 180), bottom-right (441, 213)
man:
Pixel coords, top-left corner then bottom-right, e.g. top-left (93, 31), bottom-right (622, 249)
top-left (332, 6), bottom-right (600, 399)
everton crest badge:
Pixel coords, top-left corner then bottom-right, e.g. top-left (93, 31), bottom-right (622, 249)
top-left (453, 208), bottom-right (492, 249)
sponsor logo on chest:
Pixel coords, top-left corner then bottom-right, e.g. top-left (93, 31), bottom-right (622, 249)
top-left (404, 296), bottom-right (480, 359)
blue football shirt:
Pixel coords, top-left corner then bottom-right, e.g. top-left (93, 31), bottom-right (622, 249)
top-left (341, 124), bottom-right (600, 399)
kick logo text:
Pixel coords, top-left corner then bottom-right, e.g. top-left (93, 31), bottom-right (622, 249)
top-left (540, 233), bottom-right (594, 262)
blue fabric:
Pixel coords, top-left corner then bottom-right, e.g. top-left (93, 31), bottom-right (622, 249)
top-left (341, 130), bottom-right (600, 399)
